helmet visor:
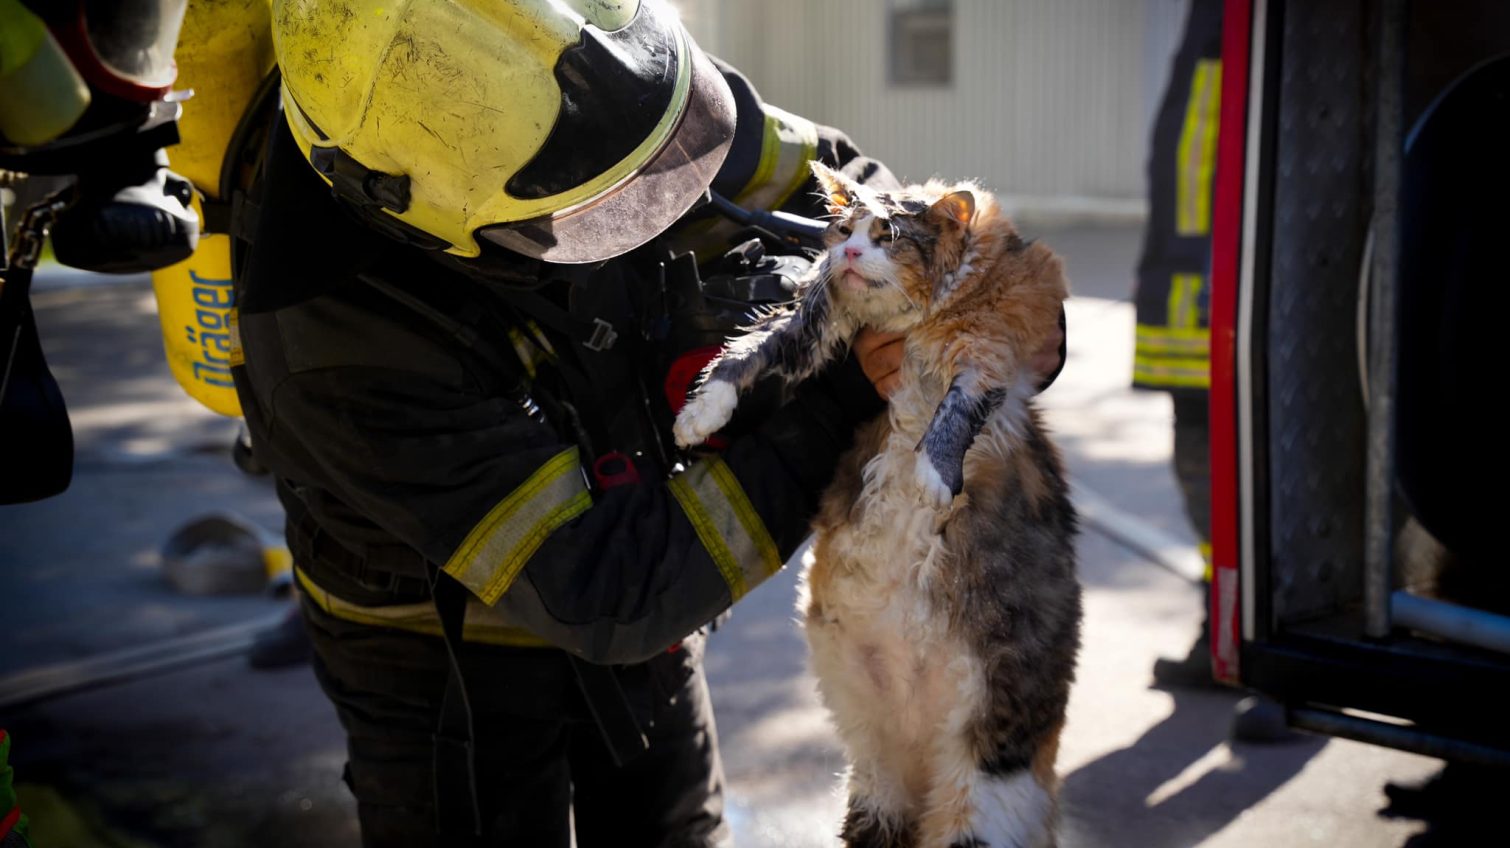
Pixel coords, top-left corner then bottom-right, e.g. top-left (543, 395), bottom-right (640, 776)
top-left (477, 42), bottom-right (736, 265)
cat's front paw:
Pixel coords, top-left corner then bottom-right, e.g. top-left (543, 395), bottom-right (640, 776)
top-left (913, 451), bottom-right (960, 509)
top-left (674, 380), bottom-right (739, 448)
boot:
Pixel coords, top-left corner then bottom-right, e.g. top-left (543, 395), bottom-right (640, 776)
top-left (1151, 619), bottom-right (1302, 743)
top-left (1152, 607), bottom-right (1219, 691)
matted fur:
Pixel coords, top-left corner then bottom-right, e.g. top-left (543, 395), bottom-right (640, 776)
top-left (676, 164), bottom-right (1081, 848)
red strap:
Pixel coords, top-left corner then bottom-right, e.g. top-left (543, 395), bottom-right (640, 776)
top-left (664, 347), bottom-right (731, 450)
top-left (663, 347), bottom-right (722, 414)
top-left (1, 804), bottom-right (21, 839)
top-left (592, 452), bottom-right (641, 490)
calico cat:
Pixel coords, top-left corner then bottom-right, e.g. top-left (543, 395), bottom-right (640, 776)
top-left (674, 163), bottom-right (1081, 848)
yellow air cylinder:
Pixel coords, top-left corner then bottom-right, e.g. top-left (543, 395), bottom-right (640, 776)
top-left (151, 195), bottom-right (242, 417)
top-left (170, 0), bottom-right (276, 200)
top-left (149, 0), bottom-right (275, 417)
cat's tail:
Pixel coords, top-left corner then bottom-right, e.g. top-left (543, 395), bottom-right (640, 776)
top-left (958, 766), bottom-right (1058, 848)
top-left (926, 725), bottom-right (1063, 848)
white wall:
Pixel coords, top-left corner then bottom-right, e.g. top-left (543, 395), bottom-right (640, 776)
top-left (674, 0), bottom-right (1192, 215)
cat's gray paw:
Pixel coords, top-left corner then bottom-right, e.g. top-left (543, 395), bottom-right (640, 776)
top-left (913, 451), bottom-right (958, 508)
top-left (674, 380), bottom-right (738, 448)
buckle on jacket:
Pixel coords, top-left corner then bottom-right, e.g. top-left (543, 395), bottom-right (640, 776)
top-left (584, 318), bottom-right (618, 352)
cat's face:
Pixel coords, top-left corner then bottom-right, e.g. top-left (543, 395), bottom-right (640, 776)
top-left (812, 163), bottom-right (976, 328)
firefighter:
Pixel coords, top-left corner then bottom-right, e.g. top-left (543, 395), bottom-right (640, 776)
top-left (1136, 0), bottom-right (1223, 689)
top-left (236, 1), bottom-right (1064, 844)
top-left (1135, 0), bottom-right (1293, 743)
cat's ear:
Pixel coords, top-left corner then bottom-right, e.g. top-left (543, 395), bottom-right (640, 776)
top-left (810, 161), bottom-right (858, 215)
top-left (926, 190), bottom-right (976, 229)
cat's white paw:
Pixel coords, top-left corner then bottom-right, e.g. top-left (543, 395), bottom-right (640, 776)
top-left (674, 380), bottom-right (738, 448)
top-left (913, 452), bottom-right (955, 509)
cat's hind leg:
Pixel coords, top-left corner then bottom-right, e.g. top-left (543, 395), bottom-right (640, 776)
top-left (820, 680), bottom-right (920, 847)
top-left (840, 777), bottom-right (919, 848)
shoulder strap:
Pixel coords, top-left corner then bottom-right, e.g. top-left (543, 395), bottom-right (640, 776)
top-left (225, 69), bottom-right (284, 280)
top-left (485, 267), bottom-right (676, 479)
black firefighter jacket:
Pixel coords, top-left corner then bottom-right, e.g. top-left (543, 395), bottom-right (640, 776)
top-left (231, 64), bottom-right (894, 665)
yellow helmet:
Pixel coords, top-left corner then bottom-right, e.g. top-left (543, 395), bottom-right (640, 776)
top-left (271, 0), bottom-right (736, 263)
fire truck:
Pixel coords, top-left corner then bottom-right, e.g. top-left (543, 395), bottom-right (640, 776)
top-left (1209, 0), bottom-right (1508, 762)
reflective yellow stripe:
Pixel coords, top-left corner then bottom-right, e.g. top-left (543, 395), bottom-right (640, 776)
top-left (1134, 355), bottom-right (1210, 374)
top-left (1136, 338), bottom-right (1209, 357)
top-left (1186, 275), bottom-right (1206, 329)
top-left (1176, 59), bottom-right (1222, 236)
top-left (768, 107), bottom-right (821, 211)
top-left (1136, 323), bottom-right (1210, 356)
top-left (508, 328), bottom-right (539, 379)
top-left (1195, 61), bottom-right (1222, 234)
top-left (1199, 542), bottom-right (1213, 583)
top-left (735, 104), bottom-right (820, 213)
top-left (738, 111), bottom-right (783, 208)
top-left (1166, 273), bottom-right (1205, 330)
top-left (672, 103), bottom-right (819, 262)
top-left (669, 474), bottom-right (743, 598)
top-left (1166, 274), bottom-right (1188, 329)
top-left (294, 566), bottom-right (553, 646)
top-left (668, 458), bottom-right (781, 601)
top-left (507, 320), bottom-right (556, 380)
top-left (228, 307), bottom-right (245, 367)
top-left (1137, 325), bottom-right (1210, 341)
top-left (1133, 372), bottom-right (1209, 389)
top-left (443, 447), bottom-right (592, 605)
top-left (1134, 324), bottom-right (1210, 387)
top-left (706, 459), bottom-right (782, 581)
top-left (1133, 354), bottom-right (1211, 389)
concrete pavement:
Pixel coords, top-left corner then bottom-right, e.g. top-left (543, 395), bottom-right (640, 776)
top-left (0, 225), bottom-right (1450, 846)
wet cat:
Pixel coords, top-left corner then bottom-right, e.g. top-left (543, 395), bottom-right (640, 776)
top-left (675, 163), bottom-right (1081, 848)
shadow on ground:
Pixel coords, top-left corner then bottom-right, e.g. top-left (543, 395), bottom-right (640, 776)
top-left (1061, 688), bottom-right (1326, 847)
top-left (1375, 762), bottom-right (1510, 847)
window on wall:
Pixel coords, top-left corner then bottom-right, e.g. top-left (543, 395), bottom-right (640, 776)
top-left (889, 0), bottom-right (953, 87)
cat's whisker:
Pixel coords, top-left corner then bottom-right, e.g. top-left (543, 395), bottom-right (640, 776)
top-left (884, 275), bottom-right (920, 312)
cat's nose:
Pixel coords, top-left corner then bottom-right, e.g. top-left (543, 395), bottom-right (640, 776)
top-left (844, 246), bottom-right (863, 260)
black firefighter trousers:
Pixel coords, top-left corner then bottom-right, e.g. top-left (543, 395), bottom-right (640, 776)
top-left (300, 597), bottom-right (733, 848)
